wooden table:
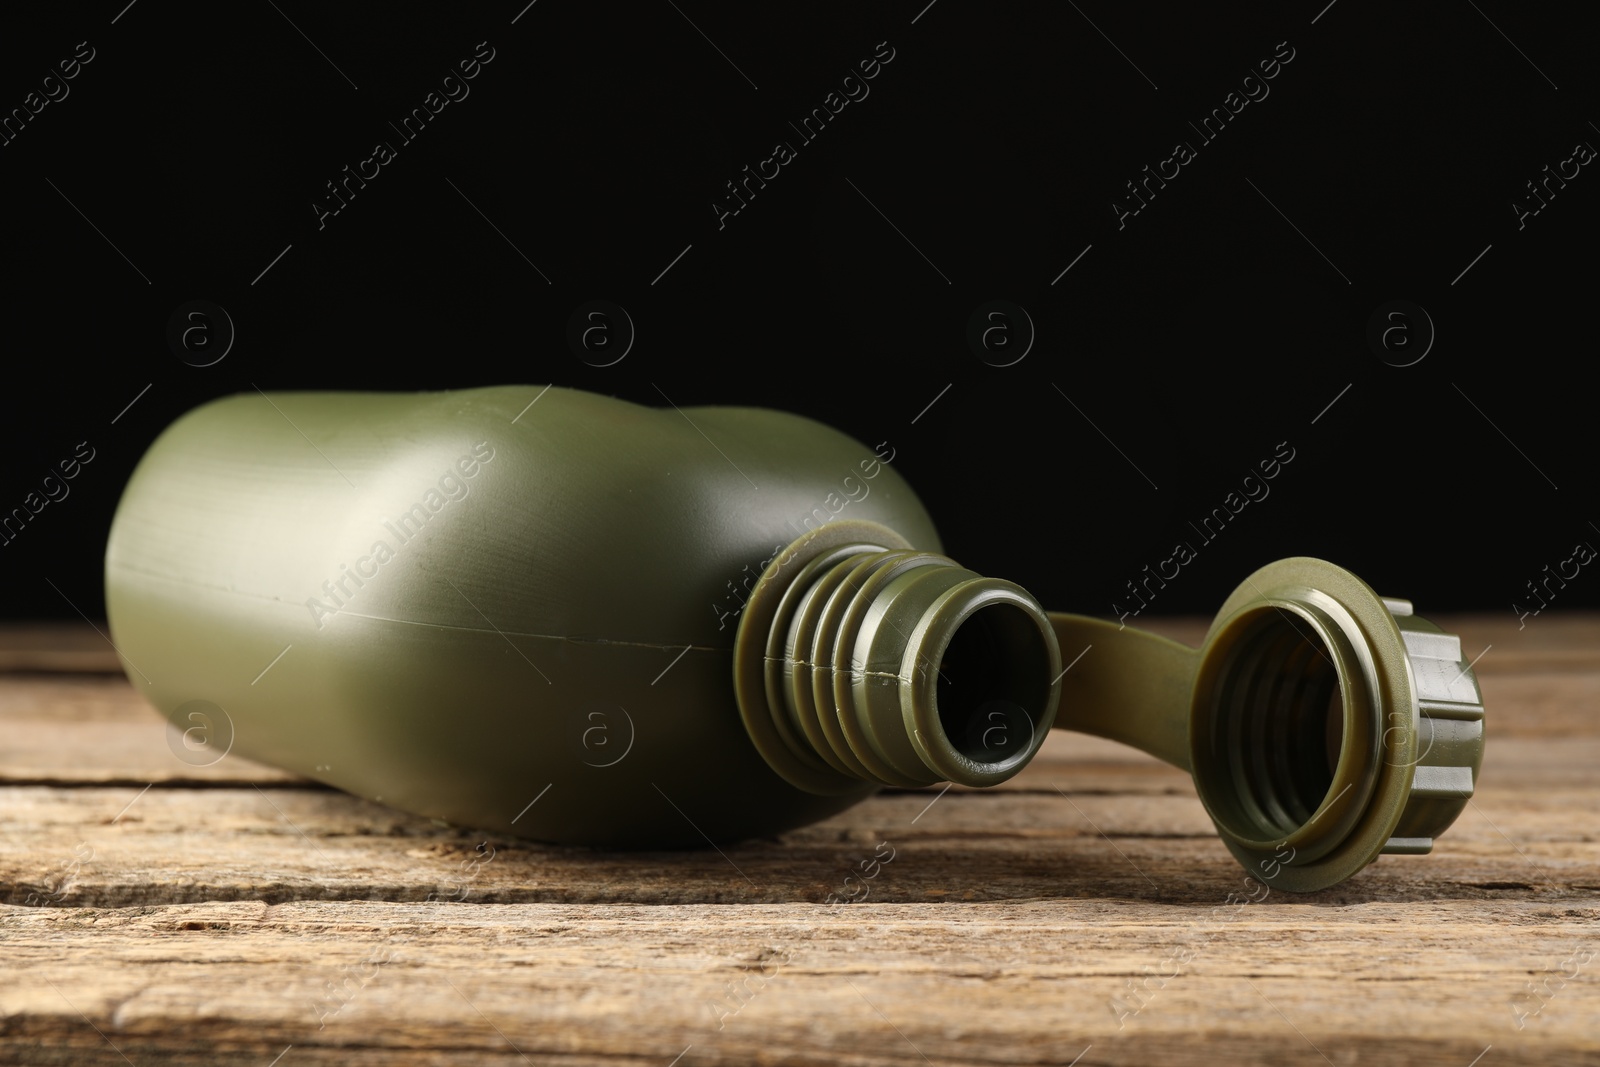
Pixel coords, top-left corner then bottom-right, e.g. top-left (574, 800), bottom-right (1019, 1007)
top-left (2, 616), bottom-right (1596, 1066)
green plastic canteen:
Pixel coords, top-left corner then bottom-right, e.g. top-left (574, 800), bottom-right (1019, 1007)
top-left (103, 385), bottom-right (1483, 891)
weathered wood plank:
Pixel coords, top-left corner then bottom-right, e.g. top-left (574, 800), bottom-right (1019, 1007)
top-left (0, 673), bottom-right (299, 785)
top-left (1, 735), bottom-right (1593, 909)
top-left (1, 619), bottom-right (1595, 1067)
top-left (0, 623), bottom-right (127, 674)
top-left (1, 898), bottom-right (1595, 1066)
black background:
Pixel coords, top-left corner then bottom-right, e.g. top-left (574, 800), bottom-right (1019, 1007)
top-left (1, 1), bottom-right (1595, 624)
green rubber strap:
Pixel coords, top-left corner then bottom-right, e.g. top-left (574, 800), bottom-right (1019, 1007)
top-left (1047, 614), bottom-right (1196, 773)
top-left (1046, 558), bottom-right (1486, 892)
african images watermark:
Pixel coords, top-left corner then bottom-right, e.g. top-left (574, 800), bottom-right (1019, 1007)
top-left (1511, 138), bottom-right (1595, 230)
top-left (423, 840), bottom-right (497, 904)
top-left (712, 41), bottom-right (897, 230)
top-left (1112, 441), bottom-right (1296, 627)
top-left (568, 704), bottom-right (636, 768)
top-left (305, 442), bottom-right (496, 628)
top-left (712, 541), bottom-right (788, 633)
top-left (779, 440), bottom-right (896, 542)
top-left (0, 40), bottom-right (95, 148)
top-left (711, 441), bottom-right (897, 632)
top-left (1113, 41), bottom-right (1296, 229)
top-left (313, 41), bottom-right (497, 230)
top-left (1512, 535), bottom-right (1595, 629)
top-left (311, 943), bottom-right (401, 1030)
top-left (1510, 941), bottom-right (1593, 1030)
top-left (819, 839), bottom-right (897, 906)
top-left (1, 441), bottom-right (96, 549)
top-left (164, 699), bottom-right (236, 768)
top-left (21, 841), bottom-right (95, 907)
top-left (566, 300), bottom-right (635, 367)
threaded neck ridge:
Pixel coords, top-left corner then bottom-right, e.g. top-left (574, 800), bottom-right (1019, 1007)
top-left (733, 521), bottom-right (1061, 796)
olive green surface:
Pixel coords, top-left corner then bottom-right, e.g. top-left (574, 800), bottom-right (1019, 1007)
top-left (105, 386), bottom-right (950, 846)
top-left (105, 387), bottom-right (1483, 890)
top-left (730, 519), bottom-right (1060, 797)
top-left (1049, 558), bottom-right (1485, 892)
